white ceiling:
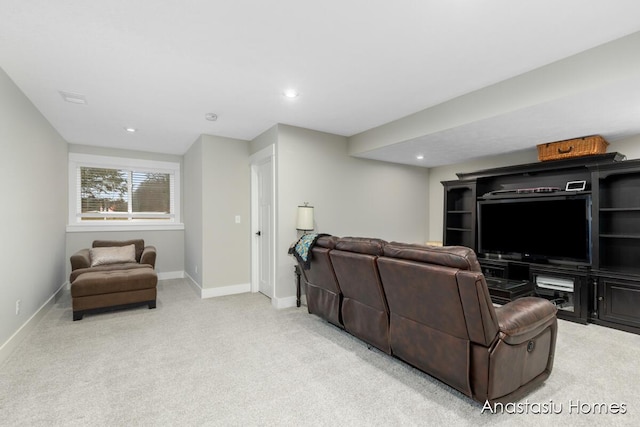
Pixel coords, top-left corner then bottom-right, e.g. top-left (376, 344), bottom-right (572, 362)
top-left (2, 0), bottom-right (640, 167)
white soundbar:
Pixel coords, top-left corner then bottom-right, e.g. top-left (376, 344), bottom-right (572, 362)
top-left (535, 275), bottom-right (574, 292)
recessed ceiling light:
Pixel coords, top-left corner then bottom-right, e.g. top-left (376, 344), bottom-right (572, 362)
top-left (205, 113), bottom-right (218, 121)
top-left (124, 127), bottom-right (137, 133)
top-left (59, 91), bottom-right (87, 105)
top-left (416, 154), bottom-right (424, 160)
top-left (283, 89), bottom-right (299, 99)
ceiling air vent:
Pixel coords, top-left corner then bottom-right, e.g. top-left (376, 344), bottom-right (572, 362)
top-left (59, 91), bottom-right (87, 105)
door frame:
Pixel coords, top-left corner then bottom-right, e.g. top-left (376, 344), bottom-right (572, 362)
top-left (250, 144), bottom-right (276, 297)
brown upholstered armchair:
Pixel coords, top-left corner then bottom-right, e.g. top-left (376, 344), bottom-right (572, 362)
top-left (69, 239), bottom-right (158, 320)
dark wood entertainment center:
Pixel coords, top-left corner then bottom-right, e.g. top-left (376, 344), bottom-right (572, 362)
top-left (442, 152), bottom-right (640, 334)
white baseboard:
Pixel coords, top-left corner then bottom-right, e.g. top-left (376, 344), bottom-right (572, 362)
top-left (183, 273), bottom-right (250, 299)
top-left (184, 272), bottom-right (201, 295)
top-left (181, 273), bottom-right (306, 309)
top-left (0, 281), bottom-right (67, 368)
top-left (272, 295), bottom-right (297, 309)
top-left (201, 283), bottom-right (251, 299)
top-left (272, 293), bottom-right (307, 309)
top-left (157, 270), bottom-right (184, 280)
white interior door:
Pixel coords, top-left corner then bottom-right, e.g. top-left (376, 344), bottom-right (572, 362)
top-left (250, 145), bottom-right (276, 300)
top-left (256, 158), bottom-right (274, 298)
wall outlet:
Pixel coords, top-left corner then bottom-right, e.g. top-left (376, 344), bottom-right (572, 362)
top-left (235, 215), bottom-right (241, 224)
top-left (15, 299), bottom-right (21, 315)
top-left (195, 265), bottom-right (198, 274)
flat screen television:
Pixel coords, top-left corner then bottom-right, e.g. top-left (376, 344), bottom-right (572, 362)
top-left (477, 195), bottom-right (592, 265)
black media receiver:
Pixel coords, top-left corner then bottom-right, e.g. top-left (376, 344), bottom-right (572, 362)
top-left (477, 194), bottom-right (592, 265)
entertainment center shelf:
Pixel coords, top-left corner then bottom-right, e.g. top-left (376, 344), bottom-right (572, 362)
top-left (444, 181), bottom-right (476, 249)
top-left (442, 152), bottom-right (640, 334)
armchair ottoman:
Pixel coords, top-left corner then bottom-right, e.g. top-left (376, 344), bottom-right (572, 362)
top-left (69, 239), bottom-right (158, 321)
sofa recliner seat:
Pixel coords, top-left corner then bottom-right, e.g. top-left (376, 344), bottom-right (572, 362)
top-left (69, 239), bottom-right (158, 321)
top-left (329, 237), bottom-right (390, 354)
top-left (378, 242), bottom-right (557, 403)
top-left (299, 235), bottom-right (343, 328)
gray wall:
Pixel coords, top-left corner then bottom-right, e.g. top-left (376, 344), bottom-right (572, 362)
top-left (68, 143), bottom-right (184, 166)
top-left (0, 67), bottom-right (68, 350)
top-left (275, 124), bottom-right (430, 299)
top-left (201, 135), bottom-right (251, 288)
top-left (183, 136), bottom-right (203, 285)
top-left (184, 134), bottom-right (251, 290)
top-left (610, 135), bottom-right (640, 161)
top-left (250, 125), bottom-right (278, 156)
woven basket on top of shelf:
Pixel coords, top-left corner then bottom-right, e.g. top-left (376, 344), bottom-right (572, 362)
top-left (537, 135), bottom-right (608, 162)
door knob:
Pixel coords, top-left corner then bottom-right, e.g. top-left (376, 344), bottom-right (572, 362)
top-left (255, 231), bottom-right (261, 236)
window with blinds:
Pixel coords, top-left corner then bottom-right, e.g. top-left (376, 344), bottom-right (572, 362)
top-left (69, 153), bottom-right (180, 227)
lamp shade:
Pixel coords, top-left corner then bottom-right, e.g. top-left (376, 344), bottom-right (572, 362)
top-left (296, 204), bottom-right (314, 231)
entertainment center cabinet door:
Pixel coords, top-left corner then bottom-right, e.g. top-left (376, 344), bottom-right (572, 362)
top-left (596, 275), bottom-right (640, 333)
top-left (530, 268), bottom-right (589, 324)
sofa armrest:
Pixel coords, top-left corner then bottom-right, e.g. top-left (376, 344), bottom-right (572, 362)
top-left (70, 248), bottom-right (91, 271)
top-left (495, 297), bottom-right (557, 345)
top-left (140, 246), bottom-right (157, 268)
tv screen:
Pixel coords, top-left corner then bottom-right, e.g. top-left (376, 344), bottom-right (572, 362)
top-left (477, 195), bottom-right (591, 264)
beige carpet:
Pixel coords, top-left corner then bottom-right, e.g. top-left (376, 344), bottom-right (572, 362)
top-left (1, 279), bottom-right (639, 426)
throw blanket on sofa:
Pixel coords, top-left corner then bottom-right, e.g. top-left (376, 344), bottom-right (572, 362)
top-left (289, 233), bottom-right (329, 269)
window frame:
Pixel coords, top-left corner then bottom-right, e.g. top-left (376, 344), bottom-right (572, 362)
top-left (67, 153), bottom-right (183, 232)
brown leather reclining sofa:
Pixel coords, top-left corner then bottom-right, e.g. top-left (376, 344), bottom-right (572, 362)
top-left (296, 236), bottom-right (558, 404)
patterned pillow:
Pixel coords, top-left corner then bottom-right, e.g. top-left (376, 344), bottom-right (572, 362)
top-left (90, 244), bottom-right (136, 267)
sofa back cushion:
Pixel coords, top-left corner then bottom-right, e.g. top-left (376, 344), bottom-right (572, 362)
top-left (378, 258), bottom-right (470, 339)
top-left (330, 237), bottom-right (390, 353)
top-left (383, 242), bottom-right (482, 272)
top-left (304, 246), bottom-right (340, 294)
top-left (315, 235), bottom-right (339, 250)
top-left (335, 237), bottom-right (386, 256)
top-left (332, 237), bottom-right (387, 310)
top-left (377, 243), bottom-right (499, 396)
top-left (377, 257), bottom-right (473, 394)
top-left (93, 239), bottom-right (145, 263)
top-left (379, 243), bottom-right (499, 346)
top-left (301, 235), bottom-right (343, 326)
